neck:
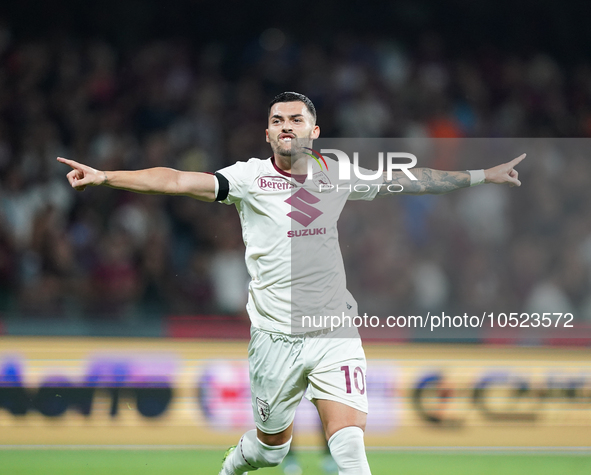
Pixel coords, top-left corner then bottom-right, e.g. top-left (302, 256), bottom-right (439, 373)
top-left (274, 153), bottom-right (308, 175)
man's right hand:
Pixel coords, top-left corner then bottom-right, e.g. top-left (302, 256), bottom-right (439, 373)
top-left (57, 157), bottom-right (106, 191)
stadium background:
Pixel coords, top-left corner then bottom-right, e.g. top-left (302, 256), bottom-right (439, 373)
top-left (0, 1), bottom-right (590, 474)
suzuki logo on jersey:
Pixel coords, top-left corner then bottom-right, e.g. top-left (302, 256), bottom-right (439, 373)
top-left (285, 188), bottom-right (323, 227)
top-left (287, 228), bottom-right (326, 238)
top-left (258, 176), bottom-right (296, 191)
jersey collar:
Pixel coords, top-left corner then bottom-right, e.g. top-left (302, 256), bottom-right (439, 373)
top-left (271, 157), bottom-right (307, 184)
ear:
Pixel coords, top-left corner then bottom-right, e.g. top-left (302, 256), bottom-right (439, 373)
top-left (265, 129), bottom-right (270, 143)
top-left (311, 125), bottom-right (320, 139)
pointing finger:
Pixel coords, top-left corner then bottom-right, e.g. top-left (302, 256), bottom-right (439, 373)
top-left (57, 157), bottom-right (82, 170)
top-left (508, 153), bottom-right (526, 167)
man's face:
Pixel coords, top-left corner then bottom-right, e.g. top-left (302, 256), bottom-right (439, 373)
top-left (266, 101), bottom-right (320, 158)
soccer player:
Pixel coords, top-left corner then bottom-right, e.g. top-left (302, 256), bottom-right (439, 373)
top-left (58, 92), bottom-right (524, 474)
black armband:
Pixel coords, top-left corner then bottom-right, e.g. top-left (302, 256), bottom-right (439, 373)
top-left (214, 172), bottom-right (229, 201)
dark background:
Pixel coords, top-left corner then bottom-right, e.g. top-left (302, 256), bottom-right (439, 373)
top-left (4, 0), bottom-right (591, 61)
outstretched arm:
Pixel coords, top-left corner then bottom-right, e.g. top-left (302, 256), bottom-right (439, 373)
top-left (57, 157), bottom-right (216, 202)
top-left (377, 153), bottom-right (526, 196)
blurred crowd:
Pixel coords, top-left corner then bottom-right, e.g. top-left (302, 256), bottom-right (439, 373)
top-left (0, 27), bottom-right (590, 324)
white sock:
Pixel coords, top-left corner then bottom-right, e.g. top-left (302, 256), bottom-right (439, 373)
top-left (222, 429), bottom-right (291, 474)
top-left (327, 426), bottom-right (372, 475)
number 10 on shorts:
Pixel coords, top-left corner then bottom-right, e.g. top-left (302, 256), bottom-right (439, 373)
top-left (341, 366), bottom-right (366, 395)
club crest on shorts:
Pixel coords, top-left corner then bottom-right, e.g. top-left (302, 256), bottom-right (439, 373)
top-left (256, 397), bottom-right (270, 422)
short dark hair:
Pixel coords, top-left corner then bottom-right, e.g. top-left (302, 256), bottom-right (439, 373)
top-left (268, 92), bottom-right (317, 123)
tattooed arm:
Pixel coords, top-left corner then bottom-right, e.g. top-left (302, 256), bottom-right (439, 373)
top-left (377, 153), bottom-right (526, 196)
top-left (378, 168), bottom-right (470, 195)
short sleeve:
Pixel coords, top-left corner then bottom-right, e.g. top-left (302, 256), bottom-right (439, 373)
top-left (347, 164), bottom-right (384, 201)
top-left (215, 160), bottom-right (252, 205)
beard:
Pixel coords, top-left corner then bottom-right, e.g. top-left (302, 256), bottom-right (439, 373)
top-left (271, 135), bottom-right (313, 159)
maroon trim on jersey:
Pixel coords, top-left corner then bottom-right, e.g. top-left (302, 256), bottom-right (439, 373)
top-left (271, 157), bottom-right (307, 184)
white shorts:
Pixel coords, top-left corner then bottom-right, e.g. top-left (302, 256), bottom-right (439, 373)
top-left (248, 326), bottom-right (368, 435)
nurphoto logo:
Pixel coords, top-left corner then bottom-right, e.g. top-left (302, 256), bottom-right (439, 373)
top-left (305, 149), bottom-right (419, 193)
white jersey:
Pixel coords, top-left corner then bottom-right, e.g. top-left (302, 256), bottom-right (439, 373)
top-left (216, 156), bottom-right (382, 334)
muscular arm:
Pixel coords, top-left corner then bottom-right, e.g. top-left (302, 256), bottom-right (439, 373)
top-left (377, 153), bottom-right (526, 197)
top-left (57, 157), bottom-right (216, 202)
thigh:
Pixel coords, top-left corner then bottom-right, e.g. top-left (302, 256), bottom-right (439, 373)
top-left (305, 334), bottom-right (369, 420)
top-left (248, 329), bottom-right (308, 435)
